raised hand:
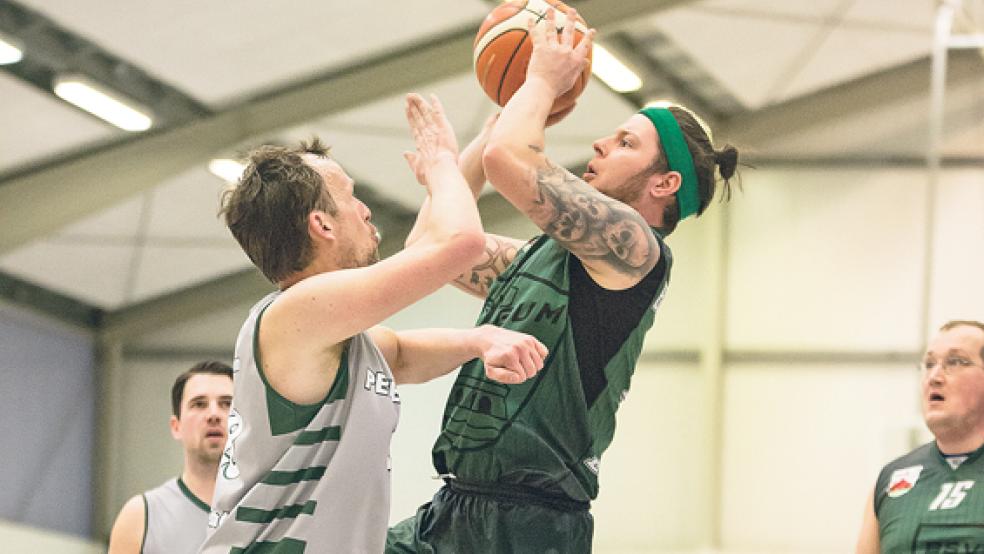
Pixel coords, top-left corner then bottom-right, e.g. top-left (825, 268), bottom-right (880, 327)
top-left (526, 6), bottom-right (595, 102)
top-left (474, 324), bottom-right (549, 384)
top-left (403, 93), bottom-right (460, 188)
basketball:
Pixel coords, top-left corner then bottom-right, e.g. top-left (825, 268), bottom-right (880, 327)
top-left (473, 0), bottom-right (592, 115)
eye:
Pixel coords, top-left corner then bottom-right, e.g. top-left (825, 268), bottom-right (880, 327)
top-left (946, 356), bottom-right (972, 367)
top-left (619, 138), bottom-right (631, 147)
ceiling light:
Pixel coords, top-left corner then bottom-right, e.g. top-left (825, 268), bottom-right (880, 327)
top-left (53, 74), bottom-right (153, 132)
top-left (0, 34), bottom-right (23, 65)
top-left (591, 44), bottom-right (642, 93)
top-left (208, 159), bottom-right (246, 183)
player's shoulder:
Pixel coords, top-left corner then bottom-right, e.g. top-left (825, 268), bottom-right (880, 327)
top-left (877, 441), bottom-right (937, 485)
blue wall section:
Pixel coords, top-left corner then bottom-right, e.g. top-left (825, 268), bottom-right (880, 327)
top-left (0, 303), bottom-right (95, 538)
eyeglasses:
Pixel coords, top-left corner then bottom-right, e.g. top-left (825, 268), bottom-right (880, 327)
top-left (919, 356), bottom-right (983, 376)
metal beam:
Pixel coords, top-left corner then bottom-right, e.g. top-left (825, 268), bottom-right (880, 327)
top-left (720, 50), bottom-right (984, 146)
top-left (0, 0), bottom-right (689, 256)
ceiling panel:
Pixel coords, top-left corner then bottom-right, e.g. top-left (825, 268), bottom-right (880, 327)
top-left (0, 241), bottom-right (134, 308)
top-left (130, 244), bottom-right (250, 303)
top-left (844, 0), bottom-right (935, 32)
top-left (59, 195), bottom-right (146, 240)
top-left (0, 73), bottom-right (118, 175)
top-left (144, 168), bottom-right (234, 241)
top-left (778, 25), bottom-right (930, 102)
top-left (17, 0), bottom-right (492, 107)
top-left (696, 0), bottom-right (845, 19)
top-left (650, 8), bottom-right (823, 109)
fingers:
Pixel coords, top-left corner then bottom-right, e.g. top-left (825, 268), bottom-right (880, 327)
top-left (560, 6), bottom-right (576, 47)
top-left (486, 365), bottom-right (525, 385)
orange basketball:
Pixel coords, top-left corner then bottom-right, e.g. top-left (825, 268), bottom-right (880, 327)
top-left (473, 0), bottom-right (592, 115)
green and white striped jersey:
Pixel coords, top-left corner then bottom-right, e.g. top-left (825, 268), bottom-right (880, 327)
top-left (201, 292), bottom-right (401, 554)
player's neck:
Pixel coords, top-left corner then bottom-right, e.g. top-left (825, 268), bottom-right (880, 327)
top-left (181, 458), bottom-right (219, 505)
top-left (935, 430), bottom-right (984, 456)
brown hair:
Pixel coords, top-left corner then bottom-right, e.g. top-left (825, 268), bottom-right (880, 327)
top-left (220, 138), bottom-right (337, 283)
top-left (651, 106), bottom-right (740, 236)
top-left (171, 360), bottom-right (233, 418)
top-left (939, 320), bottom-right (984, 361)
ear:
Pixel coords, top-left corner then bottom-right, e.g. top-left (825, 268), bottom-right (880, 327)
top-left (169, 414), bottom-right (181, 440)
top-left (308, 211), bottom-right (336, 241)
top-left (647, 171), bottom-right (682, 199)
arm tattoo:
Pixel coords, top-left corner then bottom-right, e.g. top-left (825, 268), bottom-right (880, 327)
top-left (529, 159), bottom-right (658, 278)
top-left (454, 238), bottom-right (518, 297)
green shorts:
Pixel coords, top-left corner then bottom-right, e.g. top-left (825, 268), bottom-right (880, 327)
top-left (386, 483), bottom-right (593, 554)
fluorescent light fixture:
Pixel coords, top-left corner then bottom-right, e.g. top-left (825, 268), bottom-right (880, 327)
top-left (0, 34), bottom-right (23, 65)
top-left (591, 44), bottom-right (642, 93)
top-left (53, 74), bottom-right (153, 131)
top-left (208, 159), bottom-right (246, 182)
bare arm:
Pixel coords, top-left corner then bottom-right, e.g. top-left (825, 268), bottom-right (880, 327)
top-left (368, 325), bottom-right (548, 385)
top-left (451, 233), bottom-right (525, 298)
top-left (261, 94), bottom-right (485, 405)
top-left (482, 8), bottom-right (658, 290)
top-left (855, 488), bottom-right (880, 554)
top-left (405, 114), bottom-right (524, 299)
top-left (107, 495), bottom-right (144, 554)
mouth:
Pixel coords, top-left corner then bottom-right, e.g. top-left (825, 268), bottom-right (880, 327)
top-left (928, 392), bottom-right (945, 403)
top-left (205, 430), bottom-right (225, 440)
top-left (583, 163), bottom-right (597, 182)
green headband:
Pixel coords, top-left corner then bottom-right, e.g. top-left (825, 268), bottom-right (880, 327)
top-left (638, 106), bottom-right (699, 220)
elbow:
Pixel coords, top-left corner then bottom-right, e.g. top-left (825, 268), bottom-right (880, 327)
top-left (451, 229), bottom-right (486, 265)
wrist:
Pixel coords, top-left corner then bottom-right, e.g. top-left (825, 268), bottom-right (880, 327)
top-left (468, 325), bottom-right (491, 358)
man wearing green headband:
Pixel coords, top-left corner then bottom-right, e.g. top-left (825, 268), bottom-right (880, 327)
top-left (388, 6), bottom-right (738, 553)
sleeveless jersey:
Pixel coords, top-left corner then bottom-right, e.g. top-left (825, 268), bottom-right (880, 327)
top-left (141, 477), bottom-right (209, 554)
top-left (201, 292), bottom-right (401, 554)
top-left (432, 233), bottom-right (671, 502)
top-left (875, 441), bottom-right (984, 553)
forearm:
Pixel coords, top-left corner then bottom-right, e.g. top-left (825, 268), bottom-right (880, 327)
top-left (416, 157), bottom-right (483, 245)
top-left (391, 327), bottom-right (482, 385)
top-left (487, 76), bottom-right (555, 158)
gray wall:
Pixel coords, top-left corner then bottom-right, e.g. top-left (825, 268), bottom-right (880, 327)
top-left (0, 302), bottom-right (95, 538)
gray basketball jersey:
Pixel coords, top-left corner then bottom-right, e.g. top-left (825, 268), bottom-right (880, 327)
top-left (142, 477), bottom-right (210, 554)
top-left (201, 292), bottom-right (401, 554)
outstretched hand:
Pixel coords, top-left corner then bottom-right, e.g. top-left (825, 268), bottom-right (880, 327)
top-left (475, 324), bottom-right (549, 385)
top-left (403, 93), bottom-right (460, 188)
top-left (526, 6), bottom-right (595, 102)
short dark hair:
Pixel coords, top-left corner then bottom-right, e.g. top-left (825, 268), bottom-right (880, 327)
top-left (171, 360), bottom-right (233, 418)
top-left (939, 320), bottom-right (984, 361)
top-left (220, 138), bottom-right (338, 283)
top-left (651, 106), bottom-right (740, 236)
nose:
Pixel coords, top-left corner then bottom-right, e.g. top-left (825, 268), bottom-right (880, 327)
top-left (361, 201), bottom-right (372, 222)
top-left (592, 138), bottom-right (605, 157)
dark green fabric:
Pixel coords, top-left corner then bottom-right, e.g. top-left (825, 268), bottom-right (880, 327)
top-left (385, 486), bottom-right (593, 554)
top-left (875, 441), bottom-right (984, 553)
top-left (432, 234), bottom-right (670, 503)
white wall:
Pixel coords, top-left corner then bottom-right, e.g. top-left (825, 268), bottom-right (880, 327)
top-left (74, 165), bottom-right (984, 552)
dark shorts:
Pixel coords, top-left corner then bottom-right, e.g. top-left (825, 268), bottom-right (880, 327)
top-left (386, 483), bottom-right (593, 554)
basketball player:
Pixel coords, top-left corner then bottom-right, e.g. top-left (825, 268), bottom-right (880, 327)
top-left (198, 93), bottom-right (547, 554)
top-left (108, 361), bottom-right (233, 554)
top-left (387, 7), bottom-right (739, 552)
top-left (856, 320), bottom-right (984, 553)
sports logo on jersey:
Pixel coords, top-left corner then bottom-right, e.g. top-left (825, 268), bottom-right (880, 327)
top-left (887, 465), bottom-right (923, 498)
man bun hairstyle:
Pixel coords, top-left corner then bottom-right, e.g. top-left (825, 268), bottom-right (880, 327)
top-left (220, 138), bottom-right (337, 283)
top-left (649, 105), bottom-right (740, 235)
top-left (171, 360), bottom-right (233, 418)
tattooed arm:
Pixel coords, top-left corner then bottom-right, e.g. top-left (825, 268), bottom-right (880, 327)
top-left (451, 233), bottom-right (525, 298)
top-left (482, 8), bottom-right (656, 289)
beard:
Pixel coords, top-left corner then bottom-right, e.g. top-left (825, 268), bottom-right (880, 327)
top-left (607, 167), bottom-right (654, 205)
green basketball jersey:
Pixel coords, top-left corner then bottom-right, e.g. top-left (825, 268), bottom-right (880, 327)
top-left (875, 441), bottom-right (984, 553)
top-left (432, 233), bottom-right (671, 502)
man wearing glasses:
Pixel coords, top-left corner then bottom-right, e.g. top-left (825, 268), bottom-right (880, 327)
top-left (856, 320), bottom-right (984, 553)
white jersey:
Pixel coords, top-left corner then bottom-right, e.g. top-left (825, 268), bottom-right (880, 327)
top-left (142, 477), bottom-right (210, 554)
top-left (201, 292), bottom-right (401, 554)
